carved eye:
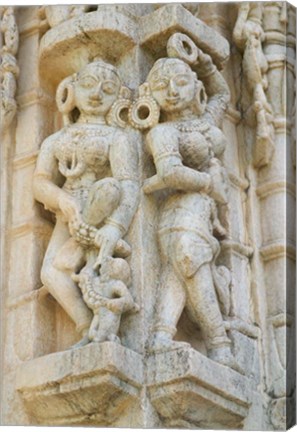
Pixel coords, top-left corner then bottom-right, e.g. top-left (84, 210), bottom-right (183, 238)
top-left (102, 81), bottom-right (117, 95)
top-left (151, 80), bottom-right (168, 91)
top-left (79, 77), bottom-right (96, 88)
top-left (174, 76), bottom-right (189, 86)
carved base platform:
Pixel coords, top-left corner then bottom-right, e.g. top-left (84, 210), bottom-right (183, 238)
top-left (16, 342), bottom-right (143, 425)
top-left (147, 348), bottom-right (252, 429)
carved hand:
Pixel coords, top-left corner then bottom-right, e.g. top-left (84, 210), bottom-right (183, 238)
top-left (196, 50), bottom-right (215, 77)
top-left (58, 194), bottom-right (81, 224)
top-left (93, 224), bottom-right (122, 270)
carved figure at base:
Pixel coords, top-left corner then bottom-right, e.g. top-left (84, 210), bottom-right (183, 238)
top-left (33, 60), bottom-right (139, 348)
top-left (73, 257), bottom-right (139, 345)
top-left (135, 33), bottom-right (241, 372)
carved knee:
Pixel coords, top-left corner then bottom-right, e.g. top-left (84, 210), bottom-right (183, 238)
top-left (174, 235), bottom-right (213, 279)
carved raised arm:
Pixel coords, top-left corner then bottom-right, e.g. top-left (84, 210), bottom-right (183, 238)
top-left (197, 51), bottom-right (230, 127)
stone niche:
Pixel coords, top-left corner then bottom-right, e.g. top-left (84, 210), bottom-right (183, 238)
top-left (1, 3), bottom-right (295, 430)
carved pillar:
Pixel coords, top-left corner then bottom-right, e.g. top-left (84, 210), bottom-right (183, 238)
top-left (1, 7), bottom-right (56, 424)
top-left (200, 3), bottom-right (261, 393)
top-left (260, 3), bottom-right (296, 428)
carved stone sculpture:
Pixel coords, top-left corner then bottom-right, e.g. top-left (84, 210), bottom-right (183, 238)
top-left (233, 2), bottom-right (275, 168)
top-left (132, 33), bottom-right (240, 373)
top-left (2, 4), bottom-right (295, 430)
top-left (73, 257), bottom-right (139, 344)
top-left (0, 7), bottom-right (19, 133)
top-left (33, 60), bottom-right (139, 348)
top-left (42, 5), bottom-right (90, 28)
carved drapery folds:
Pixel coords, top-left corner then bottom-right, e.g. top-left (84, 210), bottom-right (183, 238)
top-left (0, 6), bottom-right (19, 134)
top-left (4, 4), bottom-right (294, 429)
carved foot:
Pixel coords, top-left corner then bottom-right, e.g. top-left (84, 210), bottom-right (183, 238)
top-left (208, 345), bottom-right (244, 375)
top-left (68, 334), bottom-right (90, 350)
top-left (107, 334), bottom-right (121, 344)
top-left (91, 334), bottom-right (121, 344)
top-left (149, 332), bottom-right (190, 353)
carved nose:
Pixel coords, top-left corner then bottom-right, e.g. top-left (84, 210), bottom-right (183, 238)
top-left (90, 83), bottom-right (103, 100)
top-left (168, 80), bottom-right (178, 97)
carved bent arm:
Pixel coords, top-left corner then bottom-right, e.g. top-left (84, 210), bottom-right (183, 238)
top-left (33, 136), bottom-right (68, 214)
top-left (143, 125), bottom-right (212, 194)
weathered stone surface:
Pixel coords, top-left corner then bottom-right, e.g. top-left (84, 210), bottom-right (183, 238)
top-left (147, 348), bottom-right (251, 429)
top-left (16, 342), bottom-right (143, 425)
top-left (1, 3), bottom-right (295, 430)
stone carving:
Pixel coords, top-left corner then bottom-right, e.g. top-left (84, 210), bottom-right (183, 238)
top-left (2, 4), bottom-right (294, 429)
top-left (0, 6), bottom-right (19, 134)
top-left (133, 33), bottom-right (240, 372)
top-left (40, 5), bottom-right (90, 28)
top-left (233, 2), bottom-right (274, 168)
top-left (33, 60), bottom-right (139, 348)
top-left (73, 257), bottom-right (139, 344)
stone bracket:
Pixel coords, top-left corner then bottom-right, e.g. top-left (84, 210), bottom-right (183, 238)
top-left (16, 342), bottom-right (143, 425)
top-left (147, 348), bottom-right (252, 429)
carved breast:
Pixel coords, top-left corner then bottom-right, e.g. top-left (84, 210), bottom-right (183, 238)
top-left (178, 122), bottom-right (227, 169)
top-left (54, 124), bottom-right (111, 179)
top-left (179, 130), bottom-right (210, 170)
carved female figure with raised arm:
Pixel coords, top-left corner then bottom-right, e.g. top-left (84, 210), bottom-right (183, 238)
top-left (33, 60), bottom-right (139, 348)
top-left (132, 34), bottom-right (240, 372)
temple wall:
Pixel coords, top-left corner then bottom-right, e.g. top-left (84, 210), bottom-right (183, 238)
top-left (0, 3), bottom-right (295, 429)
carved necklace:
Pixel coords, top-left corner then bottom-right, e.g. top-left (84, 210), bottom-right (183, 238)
top-left (174, 120), bottom-right (210, 133)
top-left (68, 123), bottom-right (113, 137)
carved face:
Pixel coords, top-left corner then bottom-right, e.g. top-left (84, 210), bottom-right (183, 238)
top-left (74, 62), bottom-right (121, 116)
top-left (148, 59), bottom-right (196, 113)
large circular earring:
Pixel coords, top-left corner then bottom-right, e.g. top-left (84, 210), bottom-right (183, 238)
top-left (128, 83), bottom-right (160, 130)
top-left (194, 80), bottom-right (207, 116)
top-left (106, 86), bottom-right (132, 129)
top-left (56, 75), bottom-right (76, 125)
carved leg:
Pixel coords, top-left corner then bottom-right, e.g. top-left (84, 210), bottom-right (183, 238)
top-left (150, 263), bottom-right (190, 352)
top-left (41, 218), bottom-right (92, 335)
top-left (83, 177), bottom-right (121, 227)
top-left (92, 307), bottom-right (121, 344)
top-left (88, 314), bottom-right (100, 341)
top-left (184, 264), bottom-right (243, 373)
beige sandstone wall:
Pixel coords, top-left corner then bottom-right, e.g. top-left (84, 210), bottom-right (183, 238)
top-left (0, 3), bottom-right (295, 429)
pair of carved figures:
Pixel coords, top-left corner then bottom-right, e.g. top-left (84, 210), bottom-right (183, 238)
top-left (34, 33), bottom-right (240, 372)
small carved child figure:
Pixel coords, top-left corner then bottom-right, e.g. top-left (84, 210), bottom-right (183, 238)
top-left (73, 257), bottom-right (139, 344)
